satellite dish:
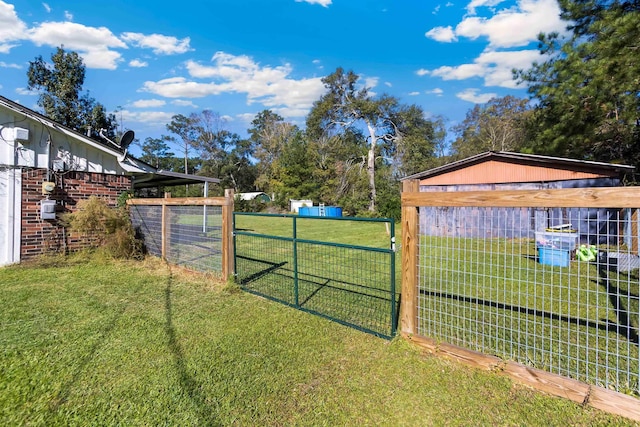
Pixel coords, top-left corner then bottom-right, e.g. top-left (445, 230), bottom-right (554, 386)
top-left (120, 130), bottom-right (135, 150)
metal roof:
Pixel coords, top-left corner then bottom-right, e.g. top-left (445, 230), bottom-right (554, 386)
top-left (131, 170), bottom-right (221, 189)
top-left (402, 151), bottom-right (635, 181)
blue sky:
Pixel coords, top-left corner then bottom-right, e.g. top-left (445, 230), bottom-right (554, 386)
top-left (0, 0), bottom-right (566, 156)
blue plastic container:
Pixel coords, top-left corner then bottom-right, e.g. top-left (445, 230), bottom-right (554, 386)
top-left (298, 206), bottom-right (342, 217)
top-left (325, 206), bottom-right (343, 217)
top-left (538, 247), bottom-right (570, 267)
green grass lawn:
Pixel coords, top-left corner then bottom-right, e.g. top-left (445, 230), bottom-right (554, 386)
top-left (1, 253), bottom-right (633, 426)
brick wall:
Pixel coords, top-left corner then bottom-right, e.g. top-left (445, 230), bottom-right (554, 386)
top-left (21, 169), bottom-right (132, 260)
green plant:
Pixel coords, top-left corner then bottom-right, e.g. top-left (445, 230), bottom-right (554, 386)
top-left (117, 189), bottom-right (134, 208)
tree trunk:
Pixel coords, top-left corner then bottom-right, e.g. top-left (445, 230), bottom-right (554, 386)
top-left (367, 124), bottom-right (377, 212)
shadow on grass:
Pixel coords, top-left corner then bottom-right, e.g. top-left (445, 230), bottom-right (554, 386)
top-left (164, 272), bottom-right (220, 426)
top-left (596, 261), bottom-right (640, 345)
top-left (238, 258), bottom-right (396, 337)
top-left (421, 289), bottom-right (639, 345)
top-left (49, 284), bottom-right (142, 411)
top-left (236, 255), bottom-right (288, 285)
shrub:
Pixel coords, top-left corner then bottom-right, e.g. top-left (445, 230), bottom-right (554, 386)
top-left (62, 196), bottom-right (143, 259)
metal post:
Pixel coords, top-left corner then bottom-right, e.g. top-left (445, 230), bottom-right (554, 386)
top-left (232, 212), bottom-right (237, 282)
top-left (202, 182), bottom-right (208, 233)
top-left (293, 216), bottom-right (299, 307)
top-left (390, 219), bottom-right (397, 337)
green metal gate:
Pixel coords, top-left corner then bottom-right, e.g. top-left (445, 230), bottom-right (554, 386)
top-left (233, 213), bottom-right (398, 339)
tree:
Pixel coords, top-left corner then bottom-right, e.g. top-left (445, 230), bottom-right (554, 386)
top-left (307, 67), bottom-right (434, 212)
top-left (451, 96), bottom-right (532, 159)
top-left (27, 46), bottom-right (117, 138)
top-left (139, 137), bottom-right (175, 169)
top-left (516, 0), bottom-right (640, 169)
top-left (166, 114), bottom-right (197, 174)
top-left (248, 110), bottom-right (298, 194)
top-left (217, 137), bottom-right (257, 193)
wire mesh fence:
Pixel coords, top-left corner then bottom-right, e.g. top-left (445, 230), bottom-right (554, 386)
top-left (129, 204), bottom-right (162, 258)
top-left (234, 213), bottom-right (397, 339)
top-left (129, 203), bottom-right (224, 275)
top-left (167, 205), bottom-right (223, 273)
top-left (416, 203), bottom-right (639, 396)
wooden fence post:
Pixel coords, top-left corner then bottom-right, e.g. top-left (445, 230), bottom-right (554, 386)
top-left (222, 189), bottom-right (235, 281)
top-left (401, 179), bottom-right (419, 336)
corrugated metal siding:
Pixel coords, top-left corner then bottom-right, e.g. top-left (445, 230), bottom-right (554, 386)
top-left (418, 178), bottom-right (623, 243)
top-left (419, 160), bottom-right (615, 186)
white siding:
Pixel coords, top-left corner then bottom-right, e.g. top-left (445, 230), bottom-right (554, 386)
top-left (0, 167), bottom-right (21, 266)
top-left (0, 107), bottom-right (130, 174)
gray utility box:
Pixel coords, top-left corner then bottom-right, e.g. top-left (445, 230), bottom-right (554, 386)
top-left (40, 199), bottom-right (57, 220)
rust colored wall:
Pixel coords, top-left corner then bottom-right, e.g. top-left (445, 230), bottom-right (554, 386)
top-left (419, 160), bottom-right (614, 186)
top-left (21, 169), bottom-right (132, 260)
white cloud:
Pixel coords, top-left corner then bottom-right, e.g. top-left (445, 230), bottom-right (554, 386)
top-left (457, 0), bottom-right (564, 48)
top-left (408, 91), bottom-right (420, 96)
top-left (129, 59), bottom-right (148, 67)
top-left (384, 82), bottom-right (392, 87)
top-left (363, 76), bottom-right (379, 89)
top-left (428, 48), bottom-right (540, 88)
top-left (64, 10), bottom-right (72, 20)
top-left (425, 0), bottom-right (565, 50)
top-left (0, 1), bottom-right (27, 52)
top-left (131, 99), bottom-right (166, 108)
top-left (0, 61), bottom-right (21, 69)
top-left (425, 26), bottom-right (457, 42)
top-left (42, 3), bottom-right (51, 13)
top-left (426, 88), bottom-right (444, 96)
top-left (28, 21), bottom-right (126, 69)
top-left (236, 113), bottom-right (256, 123)
top-left (422, 1), bottom-right (562, 88)
top-left (456, 88), bottom-right (497, 103)
top-left (121, 32), bottom-right (191, 55)
top-left (120, 109), bottom-right (175, 125)
top-left (416, 68), bottom-right (429, 77)
top-left (295, 0), bottom-right (332, 7)
top-left (143, 52), bottom-right (325, 119)
top-left (466, 0), bottom-right (508, 15)
top-left (430, 63), bottom-right (486, 81)
top-left (15, 87), bottom-right (37, 95)
top-left (171, 99), bottom-right (198, 108)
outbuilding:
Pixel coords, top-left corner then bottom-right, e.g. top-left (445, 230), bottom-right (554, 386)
top-left (403, 151), bottom-right (635, 245)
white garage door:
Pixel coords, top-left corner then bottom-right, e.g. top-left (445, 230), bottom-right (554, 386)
top-left (0, 167), bottom-right (21, 266)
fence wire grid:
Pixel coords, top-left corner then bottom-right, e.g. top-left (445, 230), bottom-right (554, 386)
top-left (234, 213), bottom-right (397, 339)
top-left (417, 205), bottom-right (640, 396)
top-left (129, 204), bottom-right (223, 274)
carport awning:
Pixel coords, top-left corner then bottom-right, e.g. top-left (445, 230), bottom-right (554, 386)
top-left (132, 170), bottom-right (220, 189)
